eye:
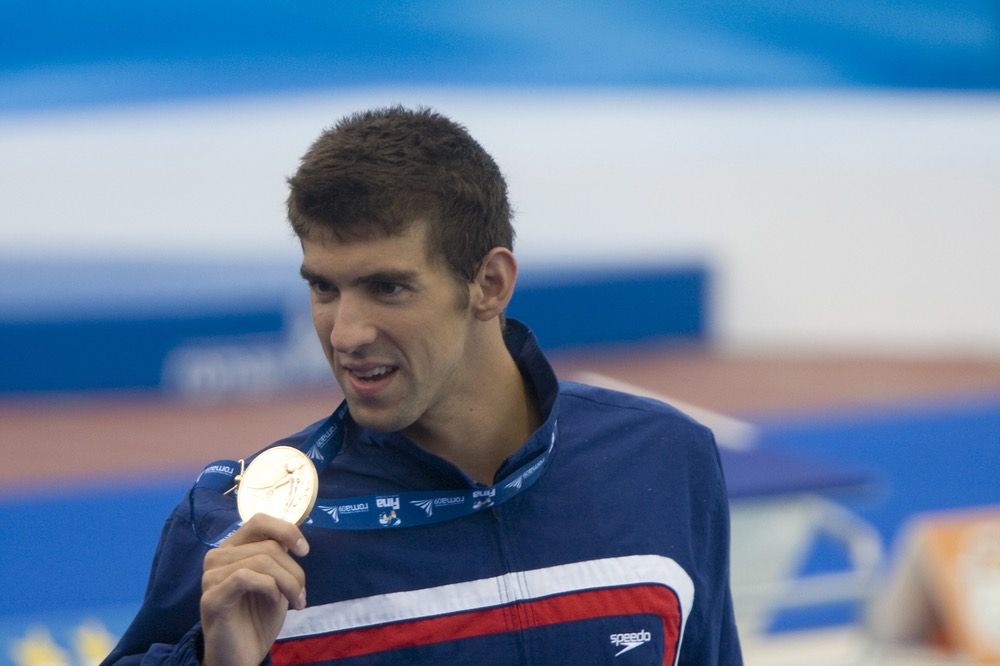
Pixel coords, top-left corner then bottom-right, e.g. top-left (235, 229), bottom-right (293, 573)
top-left (309, 278), bottom-right (336, 297)
top-left (372, 282), bottom-right (405, 298)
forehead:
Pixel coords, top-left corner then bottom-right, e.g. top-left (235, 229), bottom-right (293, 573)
top-left (299, 220), bottom-right (441, 274)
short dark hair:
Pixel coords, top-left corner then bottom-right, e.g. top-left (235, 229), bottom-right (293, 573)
top-left (287, 106), bottom-right (514, 282)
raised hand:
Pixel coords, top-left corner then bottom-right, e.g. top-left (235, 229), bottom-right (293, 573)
top-left (200, 514), bottom-right (310, 666)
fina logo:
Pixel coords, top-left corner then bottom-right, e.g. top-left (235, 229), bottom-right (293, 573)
top-left (609, 629), bottom-right (652, 656)
top-left (471, 488), bottom-right (496, 510)
top-left (376, 496), bottom-right (400, 511)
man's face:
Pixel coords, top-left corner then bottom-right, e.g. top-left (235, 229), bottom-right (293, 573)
top-left (300, 221), bottom-right (476, 435)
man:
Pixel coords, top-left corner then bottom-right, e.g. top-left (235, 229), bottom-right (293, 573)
top-left (104, 106), bottom-right (742, 665)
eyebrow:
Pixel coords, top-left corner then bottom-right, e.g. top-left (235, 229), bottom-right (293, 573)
top-left (299, 265), bottom-right (420, 286)
top-left (299, 265), bottom-right (324, 283)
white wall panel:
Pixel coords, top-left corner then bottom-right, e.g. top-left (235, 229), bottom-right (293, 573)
top-left (2, 90), bottom-right (998, 353)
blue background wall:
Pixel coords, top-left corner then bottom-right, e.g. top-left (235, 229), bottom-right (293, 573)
top-left (4, 0), bottom-right (999, 113)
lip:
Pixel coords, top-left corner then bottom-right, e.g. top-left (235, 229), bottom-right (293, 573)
top-left (340, 363), bottom-right (399, 400)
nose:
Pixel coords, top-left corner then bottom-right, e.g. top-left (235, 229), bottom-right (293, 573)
top-left (328, 295), bottom-right (378, 354)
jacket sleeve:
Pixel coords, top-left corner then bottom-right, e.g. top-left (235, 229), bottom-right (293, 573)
top-left (101, 501), bottom-right (211, 666)
top-left (677, 430), bottom-right (744, 665)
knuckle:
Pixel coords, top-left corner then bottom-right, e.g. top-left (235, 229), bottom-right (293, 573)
top-left (248, 552), bottom-right (278, 571)
top-left (229, 567), bottom-right (257, 586)
top-left (201, 570), bottom-right (217, 592)
top-left (262, 539), bottom-right (286, 557)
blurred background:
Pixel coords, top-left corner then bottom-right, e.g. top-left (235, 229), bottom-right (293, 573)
top-left (1, 2), bottom-right (999, 664)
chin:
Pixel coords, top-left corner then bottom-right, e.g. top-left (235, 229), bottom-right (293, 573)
top-left (346, 401), bottom-right (411, 434)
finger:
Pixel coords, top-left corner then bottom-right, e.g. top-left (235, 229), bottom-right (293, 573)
top-left (205, 538), bottom-right (306, 585)
top-left (222, 513), bottom-right (310, 557)
top-left (202, 566), bottom-right (285, 616)
top-left (203, 547), bottom-right (307, 610)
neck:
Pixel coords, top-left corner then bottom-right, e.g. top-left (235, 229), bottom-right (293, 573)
top-left (403, 325), bottom-right (541, 485)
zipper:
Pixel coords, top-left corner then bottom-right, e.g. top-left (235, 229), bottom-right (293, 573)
top-left (489, 506), bottom-right (532, 664)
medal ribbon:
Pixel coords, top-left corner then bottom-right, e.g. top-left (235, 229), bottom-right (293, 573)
top-left (190, 401), bottom-right (556, 546)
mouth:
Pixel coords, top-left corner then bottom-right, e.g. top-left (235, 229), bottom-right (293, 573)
top-left (341, 363), bottom-right (400, 397)
top-left (348, 365), bottom-right (398, 383)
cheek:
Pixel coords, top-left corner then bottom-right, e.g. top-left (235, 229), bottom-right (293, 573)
top-left (400, 323), bottom-right (456, 370)
top-left (428, 321), bottom-right (469, 366)
top-left (311, 308), bottom-right (333, 345)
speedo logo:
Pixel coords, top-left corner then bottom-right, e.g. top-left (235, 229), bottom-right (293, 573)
top-left (609, 629), bottom-right (651, 656)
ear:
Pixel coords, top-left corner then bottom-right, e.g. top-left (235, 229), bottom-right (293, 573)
top-left (470, 247), bottom-right (517, 321)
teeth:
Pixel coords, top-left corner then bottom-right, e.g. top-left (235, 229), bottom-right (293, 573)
top-left (355, 366), bottom-right (393, 379)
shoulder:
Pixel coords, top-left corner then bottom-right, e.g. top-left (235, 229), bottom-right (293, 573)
top-left (555, 379), bottom-right (723, 481)
top-left (558, 380), bottom-right (715, 442)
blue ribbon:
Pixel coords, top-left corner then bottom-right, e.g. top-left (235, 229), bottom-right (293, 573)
top-left (190, 401), bottom-right (555, 546)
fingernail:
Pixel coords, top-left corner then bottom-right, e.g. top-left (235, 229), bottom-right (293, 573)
top-left (295, 538), bottom-right (309, 556)
top-left (297, 590), bottom-right (307, 610)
